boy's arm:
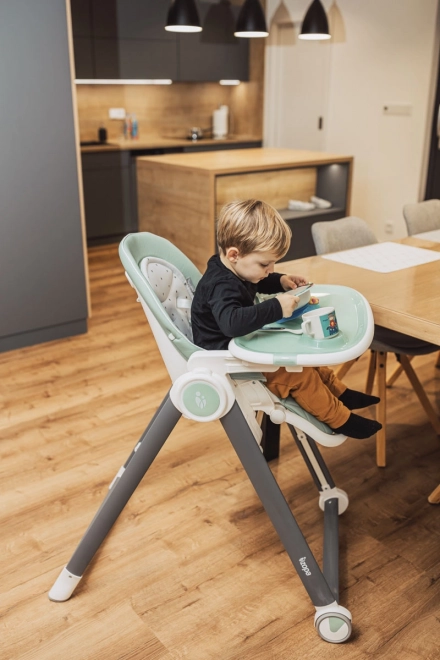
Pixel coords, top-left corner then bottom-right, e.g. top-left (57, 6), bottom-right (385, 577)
top-left (210, 282), bottom-right (283, 337)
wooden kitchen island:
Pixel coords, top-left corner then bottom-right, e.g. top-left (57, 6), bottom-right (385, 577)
top-left (137, 148), bottom-right (353, 271)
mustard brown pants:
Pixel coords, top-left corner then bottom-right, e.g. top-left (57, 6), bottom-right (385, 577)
top-left (264, 366), bottom-right (350, 429)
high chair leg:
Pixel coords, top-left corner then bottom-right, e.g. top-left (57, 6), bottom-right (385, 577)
top-left (221, 403), bottom-right (336, 608)
top-left (49, 393), bottom-right (181, 602)
top-left (222, 404), bottom-right (352, 642)
top-left (365, 350), bottom-right (377, 395)
top-left (288, 424), bottom-right (345, 602)
top-left (376, 351), bottom-right (387, 468)
top-left (399, 354), bottom-right (440, 435)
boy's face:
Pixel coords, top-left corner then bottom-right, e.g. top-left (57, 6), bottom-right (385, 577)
top-left (225, 248), bottom-right (278, 283)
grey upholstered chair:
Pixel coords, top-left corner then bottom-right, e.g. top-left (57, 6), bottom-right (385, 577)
top-left (311, 217), bottom-right (440, 468)
top-left (403, 199), bottom-right (440, 235)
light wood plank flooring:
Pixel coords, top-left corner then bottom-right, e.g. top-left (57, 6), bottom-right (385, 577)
top-left (1, 244), bottom-right (440, 659)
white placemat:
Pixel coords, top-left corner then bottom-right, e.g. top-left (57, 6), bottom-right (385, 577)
top-left (413, 229), bottom-right (440, 242)
top-left (321, 241), bottom-right (440, 273)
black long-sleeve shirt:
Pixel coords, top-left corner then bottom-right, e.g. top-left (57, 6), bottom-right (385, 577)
top-left (191, 254), bottom-right (284, 350)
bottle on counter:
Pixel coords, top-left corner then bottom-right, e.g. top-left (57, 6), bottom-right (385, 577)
top-left (123, 114), bottom-right (132, 140)
top-left (131, 113), bottom-right (138, 139)
top-left (98, 125), bottom-right (107, 143)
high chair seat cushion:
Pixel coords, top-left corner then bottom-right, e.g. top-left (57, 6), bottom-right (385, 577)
top-left (281, 396), bottom-right (333, 434)
top-left (140, 257), bottom-right (196, 341)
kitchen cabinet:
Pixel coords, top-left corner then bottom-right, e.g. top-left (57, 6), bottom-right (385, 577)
top-left (71, 0), bottom-right (177, 80)
top-left (93, 38), bottom-right (178, 80)
top-left (82, 152), bottom-right (136, 244)
top-left (70, 0), bottom-right (249, 82)
top-left (179, 1), bottom-right (249, 82)
top-left (91, 0), bottom-right (177, 40)
top-left (0, 0), bottom-right (88, 353)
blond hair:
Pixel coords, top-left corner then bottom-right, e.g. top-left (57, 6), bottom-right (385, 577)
top-left (216, 199), bottom-right (291, 258)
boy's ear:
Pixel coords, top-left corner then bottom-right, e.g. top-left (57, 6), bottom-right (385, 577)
top-left (225, 247), bottom-right (240, 262)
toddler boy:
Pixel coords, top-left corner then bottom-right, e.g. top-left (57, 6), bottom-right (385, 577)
top-left (191, 199), bottom-right (381, 438)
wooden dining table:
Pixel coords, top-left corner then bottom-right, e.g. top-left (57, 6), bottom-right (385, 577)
top-left (281, 236), bottom-right (440, 503)
top-left (282, 236), bottom-right (440, 346)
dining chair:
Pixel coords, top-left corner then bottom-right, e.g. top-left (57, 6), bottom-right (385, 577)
top-left (403, 198), bottom-right (440, 236)
top-left (311, 217), bottom-right (440, 468)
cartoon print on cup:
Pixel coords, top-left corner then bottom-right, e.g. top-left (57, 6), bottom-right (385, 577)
top-left (301, 306), bottom-right (340, 339)
top-left (321, 310), bottom-right (339, 337)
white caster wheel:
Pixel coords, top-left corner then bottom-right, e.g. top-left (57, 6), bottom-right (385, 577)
top-left (315, 610), bottom-right (352, 643)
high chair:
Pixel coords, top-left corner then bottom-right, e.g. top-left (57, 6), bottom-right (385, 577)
top-left (49, 232), bottom-right (374, 644)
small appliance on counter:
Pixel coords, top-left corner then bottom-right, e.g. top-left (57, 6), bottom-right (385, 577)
top-left (213, 104), bottom-right (229, 139)
top-left (187, 127), bottom-right (203, 141)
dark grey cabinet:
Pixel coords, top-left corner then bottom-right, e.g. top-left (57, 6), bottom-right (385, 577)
top-left (82, 152), bottom-right (136, 243)
top-left (71, 0), bottom-right (177, 79)
top-left (70, 0), bottom-right (249, 82)
top-left (91, 0), bottom-right (176, 40)
top-left (73, 37), bottom-right (94, 78)
top-left (179, 2), bottom-right (249, 82)
top-left (93, 38), bottom-right (178, 80)
top-left (0, 0), bottom-right (88, 352)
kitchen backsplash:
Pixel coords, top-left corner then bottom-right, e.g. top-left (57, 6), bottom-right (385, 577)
top-left (76, 42), bottom-right (264, 142)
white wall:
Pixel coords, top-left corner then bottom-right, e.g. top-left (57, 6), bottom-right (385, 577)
top-left (264, 0), bottom-right (439, 239)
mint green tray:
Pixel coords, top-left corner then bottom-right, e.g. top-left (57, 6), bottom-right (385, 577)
top-left (229, 285), bottom-right (374, 367)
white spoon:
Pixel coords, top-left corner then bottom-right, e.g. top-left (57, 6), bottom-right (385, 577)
top-left (259, 326), bottom-right (303, 336)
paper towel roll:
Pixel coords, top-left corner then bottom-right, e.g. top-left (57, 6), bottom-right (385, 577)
top-left (213, 105), bottom-right (228, 139)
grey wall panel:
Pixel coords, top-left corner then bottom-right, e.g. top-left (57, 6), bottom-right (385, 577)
top-left (0, 0), bottom-right (88, 346)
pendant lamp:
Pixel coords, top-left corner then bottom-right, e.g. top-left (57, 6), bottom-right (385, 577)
top-left (234, 0), bottom-right (269, 38)
top-left (165, 0), bottom-right (202, 33)
top-left (299, 0), bottom-right (330, 40)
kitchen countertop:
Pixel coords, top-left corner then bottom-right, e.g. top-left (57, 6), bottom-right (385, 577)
top-left (80, 135), bottom-right (262, 153)
top-left (136, 147), bottom-right (353, 174)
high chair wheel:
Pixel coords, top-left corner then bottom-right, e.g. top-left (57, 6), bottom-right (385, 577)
top-left (314, 605), bottom-right (352, 643)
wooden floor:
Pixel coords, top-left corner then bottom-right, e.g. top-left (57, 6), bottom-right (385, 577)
top-left (1, 244), bottom-right (440, 659)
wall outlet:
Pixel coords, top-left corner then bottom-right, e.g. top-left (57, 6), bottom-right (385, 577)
top-left (108, 107), bottom-right (126, 119)
top-left (383, 104), bottom-right (412, 116)
top-left (385, 221), bottom-right (394, 234)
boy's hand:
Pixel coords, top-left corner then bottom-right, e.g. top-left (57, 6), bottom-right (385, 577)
top-left (280, 274), bottom-right (308, 291)
top-left (276, 292), bottom-right (300, 318)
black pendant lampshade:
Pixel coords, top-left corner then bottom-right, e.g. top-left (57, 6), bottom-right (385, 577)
top-left (299, 0), bottom-right (331, 40)
top-left (165, 0), bottom-right (202, 33)
top-left (234, 0), bottom-right (268, 38)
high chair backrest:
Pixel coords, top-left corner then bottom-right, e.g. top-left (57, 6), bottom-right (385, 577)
top-left (119, 233), bottom-right (203, 381)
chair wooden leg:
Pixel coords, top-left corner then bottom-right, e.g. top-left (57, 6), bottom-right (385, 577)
top-left (376, 351), bottom-right (387, 468)
top-left (428, 484), bottom-right (440, 504)
top-left (335, 357), bottom-right (359, 379)
top-left (399, 354), bottom-right (440, 435)
top-left (365, 350), bottom-right (377, 395)
top-left (386, 355), bottom-right (413, 388)
top-left (436, 351), bottom-right (440, 369)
